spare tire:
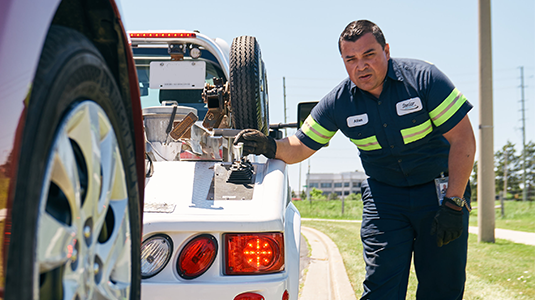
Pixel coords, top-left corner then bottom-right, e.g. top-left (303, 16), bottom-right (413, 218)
top-left (229, 36), bottom-right (269, 135)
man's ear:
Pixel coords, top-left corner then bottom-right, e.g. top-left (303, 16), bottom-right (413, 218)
top-left (384, 43), bottom-right (390, 60)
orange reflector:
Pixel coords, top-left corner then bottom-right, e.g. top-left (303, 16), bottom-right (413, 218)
top-left (177, 234), bottom-right (217, 279)
top-left (129, 32), bottom-right (196, 38)
top-left (225, 233), bottom-right (284, 275)
top-left (234, 292), bottom-right (265, 300)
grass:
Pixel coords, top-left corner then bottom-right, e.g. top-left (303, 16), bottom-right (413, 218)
top-left (294, 198), bottom-right (535, 233)
top-left (293, 198), bottom-right (363, 220)
top-left (469, 200), bottom-right (535, 233)
top-left (303, 220), bottom-right (535, 299)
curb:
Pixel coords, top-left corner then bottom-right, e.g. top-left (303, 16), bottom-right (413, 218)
top-left (300, 226), bottom-right (356, 300)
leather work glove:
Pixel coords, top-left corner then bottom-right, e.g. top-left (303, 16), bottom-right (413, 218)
top-left (430, 199), bottom-right (464, 247)
top-left (234, 129), bottom-right (277, 159)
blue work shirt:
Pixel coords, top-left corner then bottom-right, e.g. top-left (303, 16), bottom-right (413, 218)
top-left (296, 58), bottom-right (473, 187)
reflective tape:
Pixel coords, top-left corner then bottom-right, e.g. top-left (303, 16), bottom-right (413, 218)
top-left (429, 88), bottom-right (467, 127)
top-left (401, 119), bottom-right (433, 144)
top-left (350, 135), bottom-right (382, 151)
top-left (301, 115), bottom-right (336, 144)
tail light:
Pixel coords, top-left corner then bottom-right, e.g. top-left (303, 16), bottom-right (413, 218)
top-left (177, 234), bottom-right (218, 279)
top-left (141, 234), bottom-right (173, 279)
top-left (234, 292), bottom-right (265, 300)
top-left (224, 233), bottom-right (284, 275)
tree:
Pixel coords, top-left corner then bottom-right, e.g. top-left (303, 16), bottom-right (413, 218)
top-left (494, 141), bottom-right (521, 198)
top-left (345, 193), bottom-right (362, 201)
top-left (328, 192), bottom-right (339, 200)
top-left (470, 160), bottom-right (478, 202)
top-left (472, 140), bottom-right (534, 202)
top-left (522, 141), bottom-right (535, 200)
top-left (310, 188), bottom-right (327, 200)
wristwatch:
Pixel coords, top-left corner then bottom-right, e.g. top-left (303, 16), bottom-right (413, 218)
top-left (443, 196), bottom-right (467, 211)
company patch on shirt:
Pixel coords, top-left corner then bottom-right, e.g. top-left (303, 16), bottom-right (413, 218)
top-left (347, 113), bottom-right (368, 127)
top-left (396, 97), bottom-right (423, 116)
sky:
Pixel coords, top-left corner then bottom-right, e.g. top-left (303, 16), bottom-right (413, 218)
top-left (122, 0), bottom-right (535, 194)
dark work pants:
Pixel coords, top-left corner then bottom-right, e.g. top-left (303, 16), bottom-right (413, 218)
top-left (360, 178), bottom-right (471, 300)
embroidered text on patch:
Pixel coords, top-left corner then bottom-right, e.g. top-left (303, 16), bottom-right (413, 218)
top-left (396, 97), bottom-right (423, 116)
top-left (347, 114), bottom-right (369, 127)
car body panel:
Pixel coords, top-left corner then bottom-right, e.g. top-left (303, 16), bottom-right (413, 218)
top-left (0, 0), bottom-right (144, 297)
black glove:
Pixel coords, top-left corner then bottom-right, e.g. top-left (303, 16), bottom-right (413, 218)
top-left (430, 199), bottom-right (464, 247)
top-left (234, 129), bottom-right (277, 159)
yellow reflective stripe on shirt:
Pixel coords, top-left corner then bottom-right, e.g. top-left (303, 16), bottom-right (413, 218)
top-left (400, 119), bottom-right (433, 144)
top-left (301, 115), bottom-right (336, 144)
top-left (429, 88), bottom-right (467, 127)
top-left (350, 135), bottom-right (382, 151)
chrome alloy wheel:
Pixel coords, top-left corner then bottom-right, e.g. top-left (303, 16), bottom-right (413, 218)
top-left (36, 101), bottom-right (132, 299)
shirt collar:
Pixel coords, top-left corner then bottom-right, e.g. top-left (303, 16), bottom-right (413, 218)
top-left (349, 58), bottom-right (403, 94)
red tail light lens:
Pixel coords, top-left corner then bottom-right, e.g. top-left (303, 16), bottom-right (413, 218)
top-left (282, 290), bottom-right (289, 300)
top-left (129, 32), bottom-right (196, 38)
top-left (234, 292), bottom-right (265, 300)
top-left (224, 233), bottom-right (284, 275)
top-left (177, 234), bottom-right (218, 279)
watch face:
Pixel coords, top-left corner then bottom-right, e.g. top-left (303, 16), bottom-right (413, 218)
top-left (451, 197), bottom-right (464, 206)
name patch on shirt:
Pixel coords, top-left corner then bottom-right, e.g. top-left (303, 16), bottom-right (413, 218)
top-left (347, 114), bottom-right (368, 127)
top-left (396, 97), bottom-right (423, 116)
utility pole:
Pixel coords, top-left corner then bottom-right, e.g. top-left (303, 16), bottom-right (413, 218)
top-left (478, 0), bottom-right (495, 243)
top-left (283, 77), bottom-right (288, 137)
top-left (520, 67), bottom-right (528, 202)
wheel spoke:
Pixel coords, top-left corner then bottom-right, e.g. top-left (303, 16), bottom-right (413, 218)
top-left (95, 198), bottom-right (131, 298)
top-left (37, 212), bottom-right (76, 273)
top-left (66, 103), bottom-right (104, 222)
top-left (48, 129), bottom-right (81, 219)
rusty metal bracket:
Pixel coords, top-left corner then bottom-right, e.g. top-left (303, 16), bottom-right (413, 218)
top-left (202, 79), bottom-right (230, 129)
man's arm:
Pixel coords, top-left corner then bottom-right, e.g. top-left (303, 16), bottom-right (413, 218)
top-left (275, 135), bottom-right (317, 164)
top-left (234, 129), bottom-right (317, 164)
top-left (442, 115), bottom-right (476, 198)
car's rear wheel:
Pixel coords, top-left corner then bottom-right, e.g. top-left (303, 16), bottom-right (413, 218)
top-left (229, 36), bottom-right (269, 135)
top-left (5, 25), bottom-right (141, 300)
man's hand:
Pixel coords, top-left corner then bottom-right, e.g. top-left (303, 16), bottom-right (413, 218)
top-left (234, 129), bottom-right (277, 159)
top-left (430, 200), bottom-right (464, 247)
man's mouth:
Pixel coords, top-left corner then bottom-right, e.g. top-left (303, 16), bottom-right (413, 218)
top-left (359, 74), bottom-right (372, 80)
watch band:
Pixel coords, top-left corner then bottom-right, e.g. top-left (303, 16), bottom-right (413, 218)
top-left (443, 196), bottom-right (471, 212)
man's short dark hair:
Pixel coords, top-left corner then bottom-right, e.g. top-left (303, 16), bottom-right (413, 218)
top-left (338, 20), bottom-right (386, 54)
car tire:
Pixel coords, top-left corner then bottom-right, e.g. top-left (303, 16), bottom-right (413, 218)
top-left (5, 25), bottom-right (141, 300)
top-left (229, 36), bottom-right (269, 135)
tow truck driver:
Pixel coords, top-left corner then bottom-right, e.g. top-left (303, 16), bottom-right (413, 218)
top-left (235, 20), bottom-right (476, 300)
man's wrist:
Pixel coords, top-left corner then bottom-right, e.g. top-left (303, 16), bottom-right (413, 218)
top-left (443, 196), bottom-right (465, 211)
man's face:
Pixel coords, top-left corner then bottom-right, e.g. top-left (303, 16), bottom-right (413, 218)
top-left (340, 32), bottom-right (390, 98)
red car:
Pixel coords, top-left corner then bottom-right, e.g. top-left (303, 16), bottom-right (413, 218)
top-left (0, 0), bottom-right (145, 299)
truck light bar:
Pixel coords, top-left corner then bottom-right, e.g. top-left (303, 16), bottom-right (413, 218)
top-left (129, 32), bottom-right (196, 38)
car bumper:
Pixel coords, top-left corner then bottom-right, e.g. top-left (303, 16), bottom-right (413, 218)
top-left (142, 274), bottom-right (290, 299)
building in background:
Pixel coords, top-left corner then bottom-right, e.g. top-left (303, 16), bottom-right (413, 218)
top-left (307, 171), bottom-right (368, 198)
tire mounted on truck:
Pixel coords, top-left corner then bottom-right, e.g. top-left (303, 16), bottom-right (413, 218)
top-left (229, 36), bottom-right (269, 135)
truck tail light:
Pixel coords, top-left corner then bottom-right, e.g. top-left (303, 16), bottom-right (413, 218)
top-left (282, 290), bottom-right (289, 300)
top-left (141, 234), bottom-right (173, 279)
top-left (234, 292), bottom-right (264, 300)
top-left (129, 32), bottom-right (196, 38)
top-left (224, 233), bottom-right (284, 275)
top-left (177, 234), bottom-right (218, 279)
